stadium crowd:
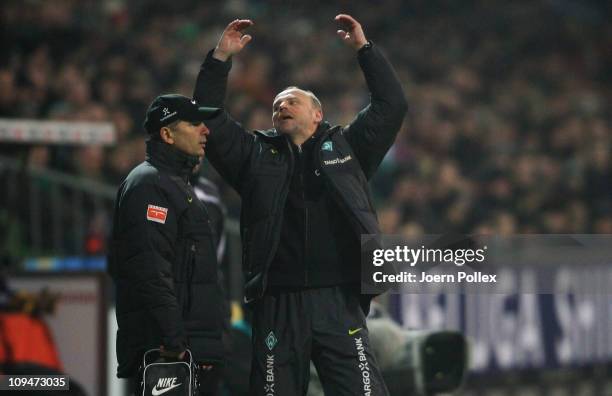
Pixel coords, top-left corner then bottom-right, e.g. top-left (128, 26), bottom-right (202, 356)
top-left (1, 0), bottom-right (610, 259)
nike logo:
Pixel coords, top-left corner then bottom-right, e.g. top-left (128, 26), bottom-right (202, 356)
top-left (348, 327), bottom-right (362, 336)
top-left (151, 382), bottom-right (182, 395)
top-left (187, 196), bottom-right (193, 203)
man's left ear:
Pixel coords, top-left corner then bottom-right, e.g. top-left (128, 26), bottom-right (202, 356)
top-left (160, 127), bottom-right (175, 144)
top-left (314, 109), bottom-right (323, 123)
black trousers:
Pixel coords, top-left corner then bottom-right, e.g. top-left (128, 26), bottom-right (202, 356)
top-left (250, 285), bottom-right (389, 396)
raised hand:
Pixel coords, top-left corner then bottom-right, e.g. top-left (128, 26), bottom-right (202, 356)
top-left (334, 14), bottom-right (368, 51)
top-left (213, 19), bottom-right (254, 61)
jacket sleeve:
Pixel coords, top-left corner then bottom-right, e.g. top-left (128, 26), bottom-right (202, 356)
top-left (342, 43), bottom-right (408, 179)
top-left (193, 49), bottom-right (255, 192)
top-left (114, 182), bottom-right (186, 352)
top-left (193, 49), bottom-right (232, 108)
top-left (203, 111), bottom-right (256, 193)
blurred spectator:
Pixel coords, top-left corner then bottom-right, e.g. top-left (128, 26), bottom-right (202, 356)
top-left (0, 0), bottom-right (610, 259)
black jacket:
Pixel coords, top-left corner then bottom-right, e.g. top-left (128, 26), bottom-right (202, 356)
top-left (266, 125), bottom-right (362, 287)
top-left (192, 175), bottom-right (226, 262)
top-left (193, 43), bottom-right (407, 304)
top-left (108, 140), bottom-right (226, 378)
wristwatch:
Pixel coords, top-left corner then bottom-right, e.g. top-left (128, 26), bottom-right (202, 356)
top-left (359, 40), bottom-right (373, 53)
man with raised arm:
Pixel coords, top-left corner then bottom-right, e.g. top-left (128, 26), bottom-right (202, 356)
top-left (194, 15), bottom-right (407, 395)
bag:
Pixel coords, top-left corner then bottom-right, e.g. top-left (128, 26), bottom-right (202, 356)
top-left (141, 349), bottom-right (196, 396)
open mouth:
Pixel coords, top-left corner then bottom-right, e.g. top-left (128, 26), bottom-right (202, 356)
top-left (280, 115), bottom-right (293, 120)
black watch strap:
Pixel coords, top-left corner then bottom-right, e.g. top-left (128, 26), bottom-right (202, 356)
top-left (358, 40), bottom-right (373, 53)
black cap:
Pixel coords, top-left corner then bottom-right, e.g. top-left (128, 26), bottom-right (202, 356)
top-left (143, 94), bottom-right (220, 134)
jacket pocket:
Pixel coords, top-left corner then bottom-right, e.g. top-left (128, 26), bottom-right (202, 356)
top-left (174, 241), bottom-right (195, 318)
top-left (243, 217), bottom-right (273, 278)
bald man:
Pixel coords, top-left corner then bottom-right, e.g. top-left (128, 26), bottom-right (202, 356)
top-left (193, 15), bottom-right (407, 395)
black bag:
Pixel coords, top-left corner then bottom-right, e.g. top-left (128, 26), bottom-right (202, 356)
top-left (141, 349), bottom-right (196, 396)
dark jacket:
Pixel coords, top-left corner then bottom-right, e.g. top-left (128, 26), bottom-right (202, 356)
top-left (193, 43), bottom-right (407, 304)
top-left (108, 140), bottom-right (225, 377)
top-left (192, 175), bottom-right (226, 262)
top-left (266, 125), bottom-right (363, 288)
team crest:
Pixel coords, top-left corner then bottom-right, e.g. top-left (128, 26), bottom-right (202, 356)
top-left (265, 331), bottom-right (278, 351)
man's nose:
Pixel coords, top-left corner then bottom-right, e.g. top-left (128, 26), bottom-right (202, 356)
top-left (200, 124), bottom-right (210, 135)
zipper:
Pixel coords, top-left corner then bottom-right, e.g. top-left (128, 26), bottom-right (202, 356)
top-left (243, 227), bottom-right (249, 276)
top-left (252, 139), bottom-right (294, 301)
top-left (183, 242), bottom-right (195, 317)
top-left (297, 144), bottom-right (309, 286)
top-left (188, 243), bottom-right (195, 311)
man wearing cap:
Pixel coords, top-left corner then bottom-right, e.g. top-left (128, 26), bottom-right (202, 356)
top-left (193, 15), bottom-right (407, 396)
top-left (108, 94), bottom-right (226, 395)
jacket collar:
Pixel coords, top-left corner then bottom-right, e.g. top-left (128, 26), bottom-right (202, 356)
top-left (256, 121), bottom-right (332, 141)
top-left (145, 139), bottom-right (199, 180)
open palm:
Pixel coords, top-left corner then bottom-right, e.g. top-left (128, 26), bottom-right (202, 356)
top-left (214, 19), bottom-right (253, 61)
